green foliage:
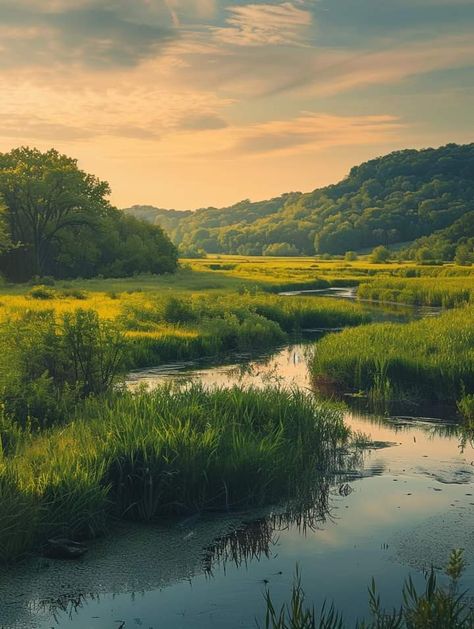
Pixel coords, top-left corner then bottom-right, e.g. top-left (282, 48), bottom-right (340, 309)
top-left (406, 211), bottom-right (474, 264)
top-left (28, 285), bottom-right (56, 300)
top-left (309, 306), bottom-right (474, 405)
top-left (357, 277), bottom-right (474, 308)
top-left (126, 144), bottom-right (474, 258)
top-left (263, 243), bottom-right (301, 257)
top-left (0, 147), bottom-right (178, 281)
top-left (261, 550), bottom-right (474, 628)
top-left (0, 309), bottom-right (126, 425)
top-left (458, 394), bottom-right (474, 423)
top-left (370, 246), bottom-right (391, 264)
top-left (122, 293), bottom-right (369, 367)
top-left (455, 243), bottom-right (473, 266)
top-left (0, 385), bottom-right (350, 561)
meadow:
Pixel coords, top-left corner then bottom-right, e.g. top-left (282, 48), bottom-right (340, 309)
top-left (0, 385), bottom-right (351, 562)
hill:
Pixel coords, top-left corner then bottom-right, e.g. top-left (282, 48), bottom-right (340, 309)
top-left (124, 143), bottom-right (474, 259)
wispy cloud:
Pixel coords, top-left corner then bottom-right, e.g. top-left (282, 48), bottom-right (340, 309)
top-left (311, 35), bottom-right (474, 95)
top-left (151, 111), bottom-right (405, 161)
top-left (213, 2), bottom-right (312, 46)
top-left (230, 113), bottom-right (404, 156)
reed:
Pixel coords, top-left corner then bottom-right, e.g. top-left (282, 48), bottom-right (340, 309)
top-left (357, 276), bottom-right (474, 308)
top-left (0, 385), bottom-right (351, 562)
top-left (309, 306), bottom-right (474, 405)
top-left (260, 550), bottom-right (473, 628)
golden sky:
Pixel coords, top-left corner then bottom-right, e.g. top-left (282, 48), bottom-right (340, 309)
top-left (0, 0), bottom-right (473, 209)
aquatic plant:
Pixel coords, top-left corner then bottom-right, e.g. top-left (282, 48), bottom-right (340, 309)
top-left (357, 276), bottom-right (474, 308)
top-left (261, 550), bottom-right (474, 628)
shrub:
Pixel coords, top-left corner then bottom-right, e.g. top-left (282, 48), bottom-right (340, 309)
top-left (370, 246), bottom-right (391, 264)
top-left (0, 309), bottom-right (126, 425)
top-left (28, 285), bottom-right (56, 300)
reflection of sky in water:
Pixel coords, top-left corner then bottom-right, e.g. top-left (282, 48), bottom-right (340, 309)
top-left (3, 345), bottom-right (474, 629)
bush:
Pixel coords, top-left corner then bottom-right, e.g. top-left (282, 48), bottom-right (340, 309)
top-left (370, 246), bottom-right (391, 264)
top-left (28, 285), bottom-right (56, 300)
top-left (0, 309), bottom-right (126, 425)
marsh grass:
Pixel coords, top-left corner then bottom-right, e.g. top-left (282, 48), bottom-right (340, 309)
top-left (309, 306), bottom-right (474, 406)
top-left (358, 277), bottom-right (474, 308)
top-left (0, 385), bottom-right (351, 562)
top-left (121, 293), bottom-right (369, 367)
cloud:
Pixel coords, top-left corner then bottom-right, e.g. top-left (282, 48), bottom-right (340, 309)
top-left (0, 0), bottom-right (177, 69)
top-left (310, 35), bottom-right (474, 96)
top-left (226, 112), bottom-right (405, 157)
top-left (150, 111), bottom-right (405, 161)
top-left (166, 31), bottom-right (474, 101)
top-left (213, 2), bottom-right (312, 46)
top-left (0, 77), bottom-right (233, 145)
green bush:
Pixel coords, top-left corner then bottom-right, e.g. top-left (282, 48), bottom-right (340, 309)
top-left (0, 309), bottom-right (126, 425)
top-left (28, 285), bottom-right (56, 300)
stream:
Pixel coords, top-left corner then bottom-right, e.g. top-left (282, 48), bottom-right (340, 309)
top-left (1, 298), bottom-right (473, 628)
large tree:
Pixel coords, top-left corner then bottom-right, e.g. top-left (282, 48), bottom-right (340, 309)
top-left (0, 147), bottom-right (110, 277)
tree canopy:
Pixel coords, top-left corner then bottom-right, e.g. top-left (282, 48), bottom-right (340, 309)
top-left (125, 143), bottom-right (474, 260)
top-left (0, 147), bottom-right (178, 281)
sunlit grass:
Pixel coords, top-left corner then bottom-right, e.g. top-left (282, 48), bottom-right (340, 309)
top-left (309, 305), bottom-right (474, 405)
top-left (358, 276), bottom-right (474, 308)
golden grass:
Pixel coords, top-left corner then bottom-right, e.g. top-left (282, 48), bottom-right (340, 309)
top-left (0, 256), bottom-right (472, 323)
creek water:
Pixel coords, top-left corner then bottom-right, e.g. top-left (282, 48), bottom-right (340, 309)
top-left (1, 299), bottom-right (473, 629)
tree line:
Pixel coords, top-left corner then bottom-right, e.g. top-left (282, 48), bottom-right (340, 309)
top-left (125, 143), bottom-right (474, 262)
top-left (0, 148), bottom-right (178, 282)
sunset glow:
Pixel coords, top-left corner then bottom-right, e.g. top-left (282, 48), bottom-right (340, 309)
top-left (0, 0), bottom-right (473, 208)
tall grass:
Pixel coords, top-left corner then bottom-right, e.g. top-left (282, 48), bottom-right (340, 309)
top-left (357, 277), bottom-right (474, 308)
top-left (309, 306), bottom-right (474, 405)
top-left (0, 385), bottom-right (351, 562)
top-left (121, 293), bottom-right (369, 367)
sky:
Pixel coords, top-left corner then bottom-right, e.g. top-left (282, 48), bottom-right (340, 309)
top-left (0, 0), bottom-right (473, 209)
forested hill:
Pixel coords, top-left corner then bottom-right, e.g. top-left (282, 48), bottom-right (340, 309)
top-left (124, 143), bottom-right (474, 258)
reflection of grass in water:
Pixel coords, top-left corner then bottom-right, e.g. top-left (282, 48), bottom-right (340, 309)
top-left (261, 550), bottom-right (473, 628)
top-left (203, 448), bottom-right (363, 574)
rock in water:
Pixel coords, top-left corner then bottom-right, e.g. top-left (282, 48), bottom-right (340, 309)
top-left (43, 539), bottom-right (88, 560)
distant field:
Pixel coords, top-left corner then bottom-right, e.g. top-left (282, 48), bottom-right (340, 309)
top-left (0, 256), bottom-right (472, 320)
